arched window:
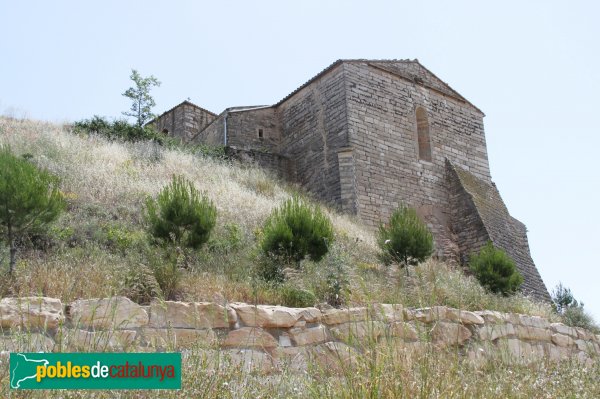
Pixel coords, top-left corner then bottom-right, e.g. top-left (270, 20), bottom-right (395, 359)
top-left (416, 107), bottom-right (431, 161)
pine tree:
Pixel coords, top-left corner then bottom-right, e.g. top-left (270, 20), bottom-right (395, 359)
top-left (377, 204), bottom-right (433, 274)
top-left (0, 146), bottom-right (65, 274)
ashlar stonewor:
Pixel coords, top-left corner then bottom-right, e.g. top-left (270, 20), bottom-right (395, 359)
top-left (149, 59), bottom-right (549, 301)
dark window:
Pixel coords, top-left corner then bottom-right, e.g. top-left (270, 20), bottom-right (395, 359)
top-left (416, 107), bottom-right (431, 161)
top-left (162, 128), bottom-right (169, 135)
top-left (258, 128), bottom-right (264, 139)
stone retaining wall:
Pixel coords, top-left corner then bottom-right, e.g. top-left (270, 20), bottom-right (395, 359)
top-left (1, 297), bottom-right (598, 373)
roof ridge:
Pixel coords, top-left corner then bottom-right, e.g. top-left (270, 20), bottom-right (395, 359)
top-left (147, 100), bottom-right (217, 126)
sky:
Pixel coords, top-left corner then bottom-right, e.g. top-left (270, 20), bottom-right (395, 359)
top-left (1, 1), bottom-right (599, 320)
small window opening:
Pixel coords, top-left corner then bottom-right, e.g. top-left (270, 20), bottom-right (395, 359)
top-left (162, 128), bottom-right (169, 135)
top-left (258, 128), bottom-right (264, 139)
top-left (416, 107), bottom-right (432, 161)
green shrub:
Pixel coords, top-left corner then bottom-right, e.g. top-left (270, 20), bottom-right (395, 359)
top-left (0, 145), bottom-right (65, 274)
top-left (562, 306), bottom-right (599, 333)
top-left (469, 242), bottom-right (523, 295)
top-left (145, 175), bottom-right (217, 249)
top-left (121, 263), bottom-right (163, 305)
top-left (551, 282), bottom-right (580, 314)
top-left (73, 116), bottom-right (167, 143)
top-left (104, 224), bottom-right (145, 253)
top-left (551, 282), bottom-right (599, 333)
top-left (377, 204), bottom-right (433, 271)
top-left (207, 223), bottom-right (243, 255)
top-left (261, 196), bottom-right (334, 264)
top-left (280, 285), bottom-right (317, 308)
top-left (255, 254), bottom-right (286, 283)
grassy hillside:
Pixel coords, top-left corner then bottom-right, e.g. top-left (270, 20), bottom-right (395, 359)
top-left (0, 116), bottom-right (556, 317)
top-left (2, 117), bottom-right (600, 399)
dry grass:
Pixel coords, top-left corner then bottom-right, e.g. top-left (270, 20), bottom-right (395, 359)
top-left (0, 117), bottom-right (551, 318)
top-left (0, 116), bottom-right (598, 396)
top-left (1, 335), bottom-right (598, 398)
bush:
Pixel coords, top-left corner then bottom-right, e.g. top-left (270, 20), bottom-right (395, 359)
top-left (121, 263), bottom-right (163, 305)
top-left (562, 306), bottom-right (599, 333)
top-left (551, 282), bottom-right (599, 333)
top-left (145, 175), bottom-right (217, 249)
top-left (280, 285), bottom-right (317, 308)
top-left (255, 254), bottom-right (286, 283)
top-left (261, 196), bottom-right (334, 265)
top-left (73, 116), bottom-right (168, 143)
top-left (377, 204), bottom-right (433, 270)
top-left (207, 223), bottom-right (243, 255)
top-left (0, 145), bottom-right (65, 274)
top-left (469, 242), bottom-right (523, 295)
top-left (551, 282), bottom-right (580, 314)
top-left (151, 249), bottom-right (183, 301)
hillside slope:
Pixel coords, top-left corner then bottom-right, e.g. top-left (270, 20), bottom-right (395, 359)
top-left (0, 117), bottom-right (552, 318)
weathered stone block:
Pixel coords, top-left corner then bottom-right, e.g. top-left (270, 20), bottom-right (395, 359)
top-left (502, 338), bottom-right (545, 362)
top-left (149, 301), bottom-right (234, 329)
top-left (514, 325), bottom-right (552, 342)
top-left (0, 297), bottom-right (64, 331)
top-left (445, 308), bottom-right (484, 325)
top-left (307, 342), bottom-right (358, 372)
top-left (372, 303), bottom-right (403, 323)
top-left (387, 322), bottom-right (419, 341)
top-left (273, 346), bottom-right (308, 372)
top-left (551, 333), bottom-right (575, 348)
top-left (549, 323), bottom-right (577, 338)
top-left (545, 343), bottom-right (572, 361)
top-left (222, 349), bottom-right (276, 374)
top-left (574, 339), bottom-right (597, 353)
top-left (222, 327), bottom-right (278, 349)
top-left (413, 306), bottom-right (447, 323)
top-left (66, 329), bottom-right (136, 351)
top-left (288, 325), bottom-right (329, 346)
top-left (0, 333), bottom-right (55, 352)
top-left (518, 315), bottom-right (549, 329)
top-left (430, 322), bottom-right (471, 346)
top-left (321, 307), bottom-right (368, 325)
top-left (141, 328), bottom-right (217, 348)
top-left (68, 297), bottom-right (148, 329)
top-left (230, 303), bottom-right (321, 328)
top-left (575, 327), bottom-right (594, 341)
top-left (476, 323), bottom-right (515, 341)
top-left (329, 321), bottom-right (385, 342)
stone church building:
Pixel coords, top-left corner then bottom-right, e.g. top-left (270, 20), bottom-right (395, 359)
top-left (150, 59), bottom-right (550, 301)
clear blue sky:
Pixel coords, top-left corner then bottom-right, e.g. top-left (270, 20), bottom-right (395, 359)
top-left (1, 1), bottom-right (599, 320)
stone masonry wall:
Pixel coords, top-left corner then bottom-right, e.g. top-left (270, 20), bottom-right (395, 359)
top-left (447, 161), bottom-right (551, 301)
top-left (277, 63), bottom-right (349, 207)
top-left (343, 61), bottom-right (491, 256)
top-left (194, 111), bottom-right (225, 146)
top-left (1, 297), bottom-right (598, 374)
top-left (154, 102), bottom-right (216, 142)
top-left (226, 108), bottom-right (280, 152)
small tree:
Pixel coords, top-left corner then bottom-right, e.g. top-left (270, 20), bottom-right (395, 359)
top-left (0, 146), bottom-right (65, 274)
top-left (550, 283), bottom-right (598, 332)
top-left (377, 204), bottom-right (433, 274)
top-left (145, 175), bottom-right (217, 249)
top-left (551, 282), bottom-right (580, 314)
top-left (122, 69), bottom-right (161, 127)
top-left (261, 196), bottom-right (334, 265)
top-left (145, 175), bottom-right (216, 299)
top-left (469, 242), bottom-right (523, 295)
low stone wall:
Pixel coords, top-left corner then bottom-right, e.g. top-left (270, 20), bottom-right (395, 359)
top-left (1, 297), bottom-right (598, 373)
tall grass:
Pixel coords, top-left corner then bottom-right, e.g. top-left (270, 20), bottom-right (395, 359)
top-left (1, 331), bottom-right (598, 398)
top-left (0, 117), bottom-right (552, 318)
